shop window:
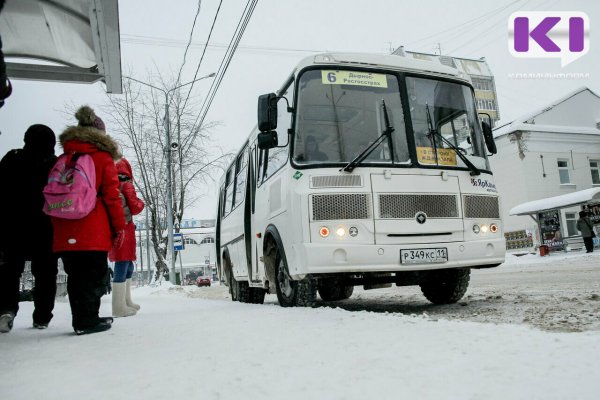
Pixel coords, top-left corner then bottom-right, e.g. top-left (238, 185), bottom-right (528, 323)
top-left (565, 212), bottom-right (578, 236)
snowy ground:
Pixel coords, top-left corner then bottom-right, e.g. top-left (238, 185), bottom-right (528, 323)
top-left (1, 251), bottom-right (599, 400)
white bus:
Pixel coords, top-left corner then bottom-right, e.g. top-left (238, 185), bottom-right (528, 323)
top-left (216, 53), bottom-right (505, 307)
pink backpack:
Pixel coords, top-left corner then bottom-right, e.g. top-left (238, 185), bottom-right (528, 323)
top-left (43, 153), bottom-right (97, 219)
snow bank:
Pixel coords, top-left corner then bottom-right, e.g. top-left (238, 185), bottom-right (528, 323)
top-left (1, 277), bottom-right (599, 400)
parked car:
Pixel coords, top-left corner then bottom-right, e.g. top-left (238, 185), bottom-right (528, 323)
top-left (196, 276), bottom-right (211, 287)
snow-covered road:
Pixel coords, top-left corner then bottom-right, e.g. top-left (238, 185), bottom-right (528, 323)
top-left (190, 251), bottom-right (600, 332)
top-left (1, 252), bottom-right (599, 400)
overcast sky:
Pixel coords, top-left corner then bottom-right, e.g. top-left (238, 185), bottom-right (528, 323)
top-left (1, 0), bottom-right (598, 219)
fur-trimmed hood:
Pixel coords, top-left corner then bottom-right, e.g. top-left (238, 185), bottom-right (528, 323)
top-left (59, 125), bottom-right (121, 160)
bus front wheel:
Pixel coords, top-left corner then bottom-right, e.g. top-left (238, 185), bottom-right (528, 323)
top-left (273, 243), bottom-right (316, 308)
top-left (419, 268), bottom-right (470, 305)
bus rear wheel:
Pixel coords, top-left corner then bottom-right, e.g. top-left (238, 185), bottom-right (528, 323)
top-left (419, 268), bottom-right (470, 305)
top-left (318, 282), bottom-right (354, 301)
top-left (231, 276), bottom-right (266, 304)
top-left (273, 244), bottom-right (316, 307)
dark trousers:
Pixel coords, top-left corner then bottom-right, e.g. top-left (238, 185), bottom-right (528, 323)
top-left (60, 251), bottom-right (110, 329)
top-left (0, 252), bottom-right (58, 324)
top-left (583, 237), bottom-right (594, 253)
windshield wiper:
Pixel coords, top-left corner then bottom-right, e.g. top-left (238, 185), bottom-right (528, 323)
top-left (425, 103), bottom-right (480, 176)
top-left (341, 100), bottom-right (395, 173)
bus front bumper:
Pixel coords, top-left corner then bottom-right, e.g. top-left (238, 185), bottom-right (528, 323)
top-left (290, 238), bottom-right (506, 278)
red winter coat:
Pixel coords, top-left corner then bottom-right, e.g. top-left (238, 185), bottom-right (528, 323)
top-left (51, 126), bottom-right (126, 253)
top-left (109, 158), bottom-right (144, 262)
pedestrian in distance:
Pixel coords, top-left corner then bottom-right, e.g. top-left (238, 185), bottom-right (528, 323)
top-left (48, 106), bottom-right (126, 335)
top-left (109, 157), bottom-right (144, 317)
top-left (0, 125), bottom-right (59, 333)
top-left (576, 211), bottom-right (596, 253)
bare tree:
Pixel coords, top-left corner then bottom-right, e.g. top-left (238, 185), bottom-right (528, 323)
top-left (105, 74), bottom-right (230, 281)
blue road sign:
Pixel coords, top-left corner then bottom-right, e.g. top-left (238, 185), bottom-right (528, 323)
top-left (173, 233), bottom-right (185, 251)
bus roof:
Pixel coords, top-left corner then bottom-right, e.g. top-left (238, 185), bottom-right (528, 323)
top-left (294, 52), bottom-right (468, 82)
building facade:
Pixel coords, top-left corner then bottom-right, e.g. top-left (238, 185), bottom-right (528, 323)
top-left (490, 87), bottom-right (600, 248)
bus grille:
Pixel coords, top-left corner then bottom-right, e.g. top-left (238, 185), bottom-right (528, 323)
top-left (311, 194), bottom-right (371, 220)
top-left (310, 175), bottom-right (362, 188)
top-left (378, 194), bottom-right (459, 219)
top-left (463, 195), bottom-right (500, 219)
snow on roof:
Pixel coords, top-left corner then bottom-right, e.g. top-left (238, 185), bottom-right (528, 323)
top-left (494, 123), bottom-right (600, 137)
top-left (0, 0), bottom-right (122, 93)
top-left (509, 188), bottom-right (600, 216)
top-left (493, 87), bottom-right (600, 138)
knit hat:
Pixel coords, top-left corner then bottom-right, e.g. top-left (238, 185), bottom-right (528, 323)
top-left (116, 157), bottom-right (134, 180)
top-left (75, 105), bottom-right (106, 132)
top-left (23, 124), bottom-right (56, 155)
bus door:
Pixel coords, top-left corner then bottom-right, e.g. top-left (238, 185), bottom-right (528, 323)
top-left (245, 144), bottom-right (261, 282)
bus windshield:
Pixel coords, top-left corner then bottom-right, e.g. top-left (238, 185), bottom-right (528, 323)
top-left (293, 69), bottom-right (489, 172)
top-left (406, 76), bottom-right (489, 171)
top-left (293, 69), bottom-right (409, 165)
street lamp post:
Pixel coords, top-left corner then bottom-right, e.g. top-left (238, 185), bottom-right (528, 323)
top-left (123, 72), bottom-right (215, 285)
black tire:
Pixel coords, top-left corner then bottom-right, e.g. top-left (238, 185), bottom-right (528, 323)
top-left (248, 287), bottom-right (266, 304)
top-left (318, 283), bottom-right (354, 301)
top-left (231, 276), bottom-right (249, 302)
top-left (420, 268), bottom-right (470, 305)
top-left (273, 242), bottom-right (316, 307)
top-left (231, 276), bottom-right (266, 304)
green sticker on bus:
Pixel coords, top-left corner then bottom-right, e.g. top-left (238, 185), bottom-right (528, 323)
top-left (321, 70), bottom-right (388, 88)
top-left (293, 171), bottom-right (303, 180)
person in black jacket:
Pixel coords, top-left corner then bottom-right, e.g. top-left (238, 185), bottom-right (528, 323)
top-left (0, 124), bottom-right (59, 333)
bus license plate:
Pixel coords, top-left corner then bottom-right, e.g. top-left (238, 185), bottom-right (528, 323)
top-left (400, 248), bottom-right (448, 264)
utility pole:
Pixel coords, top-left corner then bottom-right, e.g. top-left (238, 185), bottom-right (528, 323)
top-left (145, 204), bottom-right (152, 284)
top-left (138, 227), bottom-right (143, 286)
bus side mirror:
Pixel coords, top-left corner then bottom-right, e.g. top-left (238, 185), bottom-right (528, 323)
top-left (257, 130), bottom-right (278, 150)
top-left (258, 93), bottom-right (278, 132)
top-left (482, 121), bottom-right (497, 155)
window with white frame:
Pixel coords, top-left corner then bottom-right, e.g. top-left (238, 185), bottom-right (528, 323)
top-left (590, 160), bottom-right (600, 185)
top-left (184, 237), bottom-right (198, 245)
top-left (565, 212), bottom-right (578, 236)
top-left (557, 159), bottom-right (571, 184)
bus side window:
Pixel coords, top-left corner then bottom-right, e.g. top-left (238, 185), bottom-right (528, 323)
top-left (223, 167), bottom-right (234, 217)
top-left (234, 147), bottom-right (248, 207)
top-left (257, 148), bottom-right (265, 187)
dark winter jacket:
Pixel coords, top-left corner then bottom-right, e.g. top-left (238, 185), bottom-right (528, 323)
top-left (51, 125), bottom-right (126, 253)
top-left (0, 144), bottom-right (56, 257)
top-left (109, 158), bottom-right (144, 262)
top-left (576, 217), bottom-right (595, 238)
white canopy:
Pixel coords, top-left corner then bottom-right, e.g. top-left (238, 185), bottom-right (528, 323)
top-left (0, 0), bottom-right (122, 93)
top-left (510, 188), bottom-right (600, 216)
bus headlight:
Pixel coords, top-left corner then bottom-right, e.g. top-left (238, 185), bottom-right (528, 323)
top-left (473, 225), bottom-right (480, 234)
top-left (480, 224), bottom-right (489, 233)
top-left (320, 227), bottom-right (330, 238)
top-left (349, 227), bottom-right (358, 237)
top-left (490, 224), bottom-right (498, 233)
top-left (336, 227), bottom-right (346, 237)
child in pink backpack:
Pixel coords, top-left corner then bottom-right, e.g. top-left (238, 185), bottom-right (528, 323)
top-left (50, 106), bottom-right (126, 335)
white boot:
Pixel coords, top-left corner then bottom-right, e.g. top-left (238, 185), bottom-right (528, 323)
top-left (125, 279), bottom-right (141, 311)
top-left (112, 282), bottom-right (137, 317)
